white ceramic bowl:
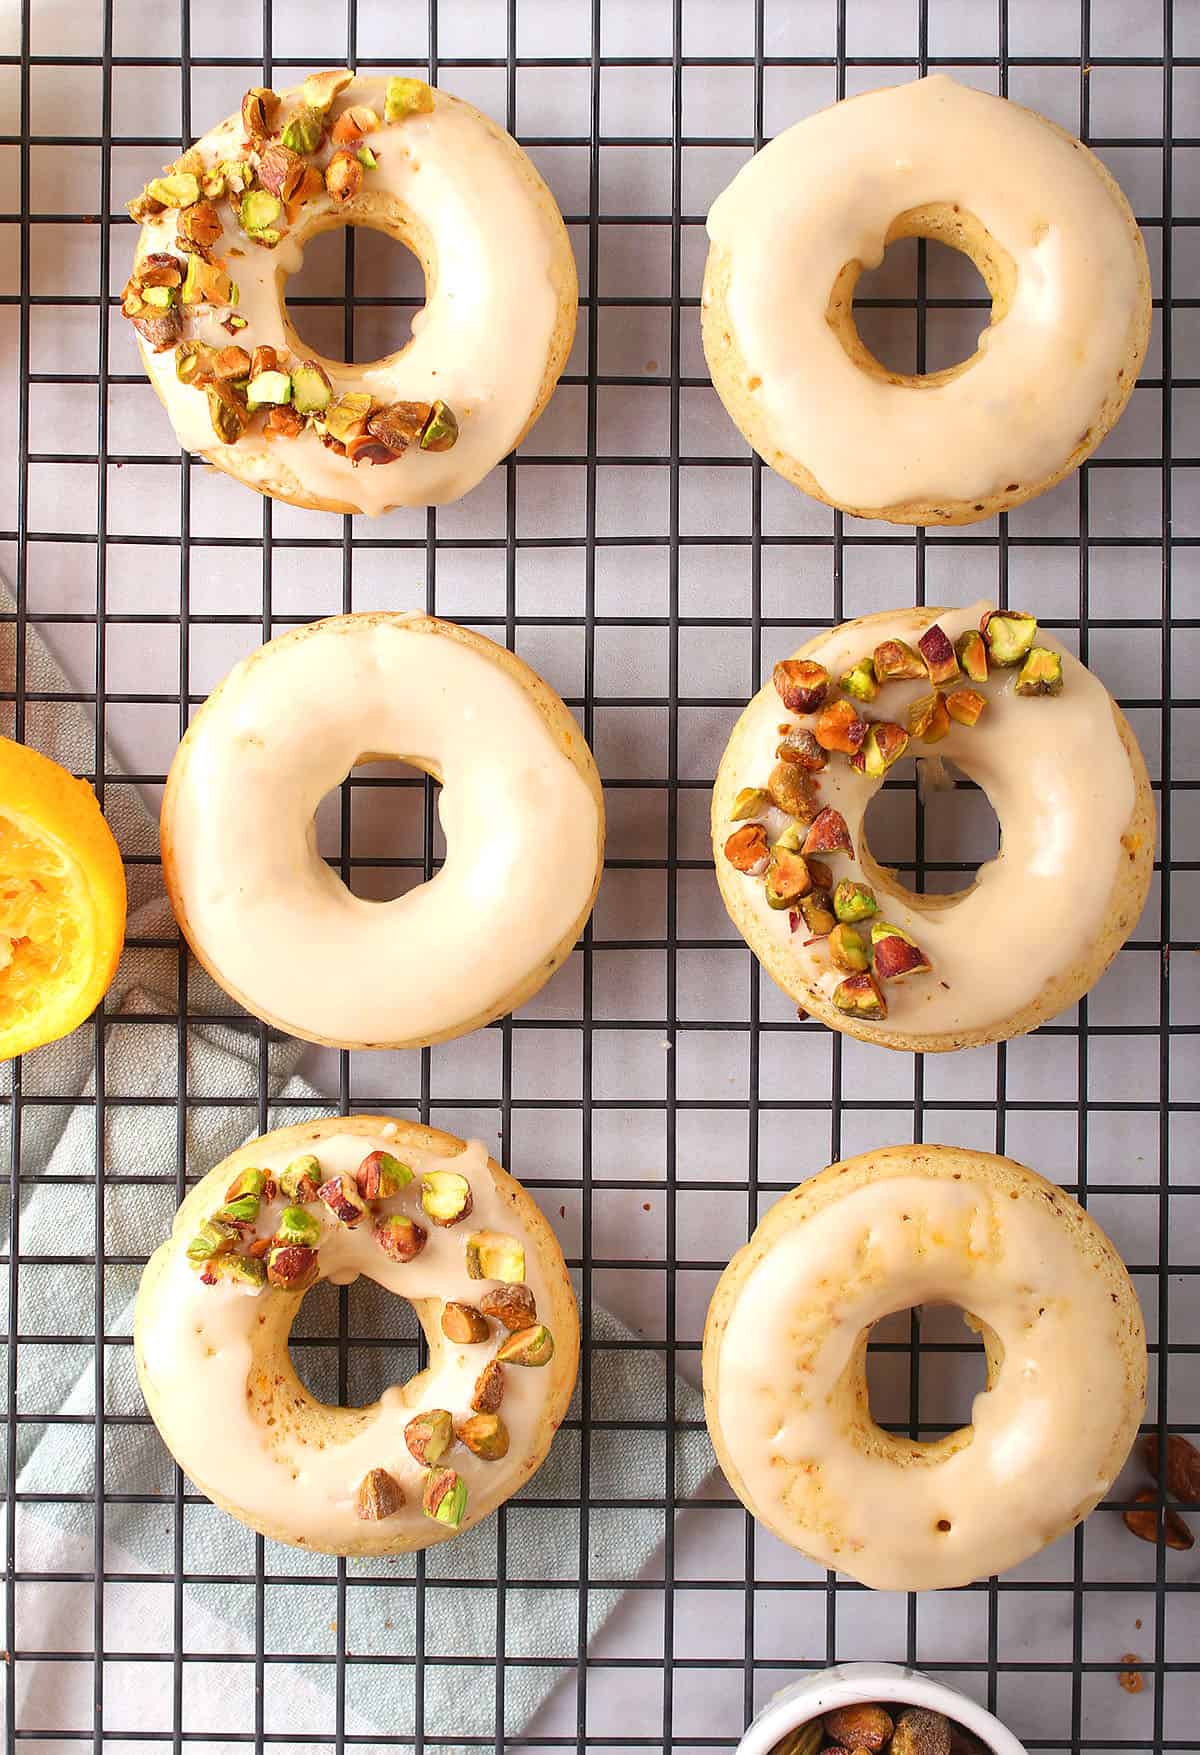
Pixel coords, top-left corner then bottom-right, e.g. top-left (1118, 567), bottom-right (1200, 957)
top-left (737, 1662), bottom-right (1026, 1755)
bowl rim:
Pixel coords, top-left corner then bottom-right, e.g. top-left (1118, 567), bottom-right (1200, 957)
top-left (735, 1661), bottom-right (1028, 1755)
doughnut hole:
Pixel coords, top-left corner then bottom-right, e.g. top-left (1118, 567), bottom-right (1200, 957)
top-left (289, 1274), bottom-right (423, 1409)
top-left (863, 1303), bottom-right (997, 1450)
top-left (860, 754), bottom-right (1000, 898)
top-left (313, 756), bottom-right (444, 904)
top-left (282, 222), bottom-right (427, 364)
top-left (828, 202), bottom-right (1014, 385)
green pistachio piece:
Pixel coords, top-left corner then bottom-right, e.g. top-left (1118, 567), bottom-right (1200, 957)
top-left (281, 106), bottom-right (325, 155)
top-left (840, 657), bottom-right (879, 703)
top-left (832, 970), bottom-right (888, 1020)
top-left (405, 1408), bottom-right (454, 1466)
top-left (215, 1192), bottom-right (260, 1224)
top-left (175, 340), bottom-right (215, 384)
top-left (323, 391), bottom-right (373, 442)
top-left (420, 1169), bottom-right (473, 1227)
top-left (357, 144), bottom-right (378, 169)
top-left (422, 1466), bottom-right (467, 1528)
top-left (240, 189), bottom-right (282, 236)
top-left (385, 76), bottom-right (435, 122)
top-left (280, 1153), bottom-right (322, 1202)
top-left (181, 252), bottom-right (233, 306)
top-left (303, 69), bottom-right (354, 112)
top-left (206, 386), bottom-right (248, 445)
top-left (276, 1205), bottom-right (322, 1247)
top-left (419, 399), bottom-right (459, 452)
top-left (290, 361), bottom-right (333, 415)
top-left (797, 890), bottom-right (836, 936)
top-left (146, 172), bottom-right (200, 208)
top-left (981, 609), bottom-right (1038, 667)
top-left (246, 369), bottom-right (292, 409)
top-left (828, 921), bottom-right (869, 972)
top-left (1015, 646), bottom-right (1064, 696)
top-left (141, 284), bottom-right (176, 309)
top-left (457, 1412), bottom-right (509, 1461)
top-left (186, 1218), bottom-right (238, 1262)
top-left (956, 629), bottom-right (989, 684)
top-left (226, 1168), bottom-right (268, 1202)
top-left (496, 1323), bottom-right (554, 1366)
top-left (210, 1252), bottom-right (268, 1290)
top-left (832, 879), bottom-right (878, 925)
top-left (356, 1149), bottom-right (413, 1200)
top-left (863, 720), bottom-right (909, 779)
top-left (729, 786), bottom-right (770, 823)
top-left (465, 1231), bottom-right (525, 1283)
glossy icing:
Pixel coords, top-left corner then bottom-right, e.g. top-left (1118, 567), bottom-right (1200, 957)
top-left (713, 1156), bottom-right (1144, 1589)
top-left (138, 1131), bottom-right (558, 1549)
top-left (164, 615), bottom-right (601, 1045)
top-left (705, 75), bottom-right (1145, 510)
top-left (135, 77), bottom-right (566, 513)
top-left (719, 602), bottom-right (1136, 1036)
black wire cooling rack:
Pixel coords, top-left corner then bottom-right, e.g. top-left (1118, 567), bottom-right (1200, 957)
top-left (1, 0), bottom-right (1197, 1748)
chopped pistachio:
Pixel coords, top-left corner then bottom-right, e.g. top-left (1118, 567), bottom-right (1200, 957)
top-left (440, 1301), bottom-right (491, 1344)
top-left (356, 1466), bottom-right (404, 1520)
top-left (303, 69), bottom-right (354, 112)
top-left (766, 758), bottom-right (815, 822)
top-left (479, 1283), bottom-right (537, 1331)
top-left (140, 284), bottom-right (176, 309)
top-left (357, 144), bottom-right (378, 169)
top-left (472, 1360), bottom-right (504, 1413)
top-left (318, 1172), bottom-right (367, 1227)
top-left (146, 171), bottom-right (200, 208)
top-left (917, 622), bottom-right (960, 686)
top-left (291, 360), bottom-right (333, 414)
top-left (841, 657), bottom-right (879, 703)
top-left (332, 104), bottom-right (381, 143)
top-left (241, 86), bottom-right (280, 137)
top-left (798, 890), bottom-right (836, 936)
top-left (323, 391), bottom-right (373, 443)
top-left (281, 106), bottom-right (325, 155)
top-left (457, 1412), bottom-right (509, 1461)
top-left (186, 1218), bottom-right (238, 1263)
top-left (773, 657), bottom-right (828, 715)
top-left (211, 1252), bottom-right (268, 1290)
top-left (729, 786), bottom-right (770, 822)
top-left (871, 920), bottom-right (933, 983)
top-left (422, 1467), bottom-right (467, 1528)
top-left (1015, 646), bottom-right (1064, 696)
top-left (325, 148), bottom-right (364, 203)
top-left (181, 252), bottom-right (234, 306)
top-left (356, 1148), bottom-right (413, 1200)
top-left (280, 1153), bottom-right (322, 1202)
top-left (812, 699), bottom-right (866, 756)
top-left (955, 629), bottom-right (989, 684)
top-left (419, 399), bottom-right (459, 452)
top-left (724, 823), bottom-right (768, 873)
top-left (981, 609), bottom-right (1037, 666)
top-left (863, 720), bottom-right (909, 778)
top-left (465, 1231), bottom-right (525, 1282)
top-left (765, 846), bottom-right (811, 910)
top-left (405, 1408), bottom-right (453, 1467)
top-left (775, 726), bottom-right (827, 772)
top-left (215, 1192), bottom-right (260, 1224)
top-left (872, 638), bottom-right (926, 683)
top-left (374, 1211), bottom-right (428, 1262)
top-left (802, 806), bottom-right (853, 858)
top-left (828, 921), bottom-right (869, 972)
top-left (256, 143), bottom-right (308, 203)
top-left (945, 687), bottom-right (986, 726)
top-left (240, 188), bottom-right (282, 235)
top-left (206, 384), bottom-right (249, 444)
top-left (833, 879), bottom-right (877, 925)
top-left (266, 1242), bottom-right (319, 1290)
top-left (226, 1167), bottom-right (268, 1203)
top-left (276, 1205), bottom-right (322, 1247)
top-left (246, 369), bottom-right (292, 409)
top-left (385, 76), bottom-right (435, 122)
top-left (366, 400), bottom-right (430, 453)
top-left (420, 1169), bottom-right (473, 1227)
top-left (833, 970), bottom-right (888, 1020)
top-left (495, 1324), bottom-right (555, 1367)
top-left (907, 689), bottom-right (951, 743)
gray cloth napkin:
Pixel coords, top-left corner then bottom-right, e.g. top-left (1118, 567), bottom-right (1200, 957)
top-left (2, 589), bottom-right (712, 1749)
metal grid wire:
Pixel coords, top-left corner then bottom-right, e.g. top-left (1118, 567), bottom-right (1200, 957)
top-left (1, 0), bottom-right (1196, 1747)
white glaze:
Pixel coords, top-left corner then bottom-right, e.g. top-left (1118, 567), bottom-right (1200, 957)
top-left (164, 615), bottom-right (601, 1045)
top-left (705, 75), bottom-right (1145, 510)
top-left (715, 1166), bottom-right (1140, 1589)
top-left (721, 602), bottom-right (1135, 1037)
top-left (139, 1132), bottom-right (557, 1549)
top-left (136, 77), bottom-right (566, 513)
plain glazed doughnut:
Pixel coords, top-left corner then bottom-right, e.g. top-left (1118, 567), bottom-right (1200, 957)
top-left (122, 71), bottom-right (577, 514)
top-left (703, 1145), bottom-right (1146, 1591)
top-left (702, 75), bottom-right (1151, 526)
top-left (712, 601), bottom-right (1153, 1052)
top-left (161, 612), bottom-right (604, 1049)
top-left (135, 1116), bottom-right (579, 1556)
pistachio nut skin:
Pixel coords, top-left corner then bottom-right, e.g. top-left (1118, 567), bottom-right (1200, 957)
top-left (802, 806), bottom-right (853, 859)
top-left (355, 1149), bottom-right (413, 1201)
top-left (471, 1361), bottom-right (505, 1413)
top-left (440, 1302), bottom-right (491, 1345)
top-left (917, 623), bottom-right (960, 686)
top-left (276, 1205), bottom-right (322, 1248)
top-left (374, 1212), bottom-right (428, 1263)
top-left (464, 1231), bottom-right (526, 1283)
top-left (1015, 646), bottom-right (1064, 696)
top-left (806, 857), bottom-right (834, 893)
top-left (981, 609), bottom-right (1037, 666)
top-left (871, 920), bottom-right (933, 983)
top-left (318, 1172), bottom-right (367, 1227)
top-left (280, 1154), bottom-right (322, 1203)
top-left (495, 1324), bottom-right (554, 1367)
top-left (405, 1408), bottom-right (453, 1468)
top-left (479, 1283), bottom-right (537, 1331)
top-left (773, 658), bottom-right (828, 715)
top-left (798, 890), bottom-right (836, 936)
top-left (420, 1170), bottom-right (473, 1227)
top-left (457, 1413), bottom-right (510, 1461)
top-left (775, 726), bottom-right (827, 772)
top-left (422, 1467), bottom-right (467, 1528)
top-left (355, 1466), bottom-right (404, 1520)
top-left (766, 759), bottom-right (816, 823)
top-left (832, 879), bottom-right (878, 925)
top-left (266, 1243), bottom-right (319, 1291)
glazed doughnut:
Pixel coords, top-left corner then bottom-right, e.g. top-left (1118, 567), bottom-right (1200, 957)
top-left (135, 1116), bottom-right (579, 1555)
top-left (121, 70), bottom-right (576, 514)
top-left (161, 613), bottom-right (604, 1049)
top-left (702, 75), bottom-right (1151, 526)
top-left (703, 1145), bottom-right (1146, 1590)
top-left (712, 601), bottom-right (1153, 1052)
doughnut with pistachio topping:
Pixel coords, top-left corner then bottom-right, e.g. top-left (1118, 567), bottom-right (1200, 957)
top-left (121, 70), bottom-right (577, 515)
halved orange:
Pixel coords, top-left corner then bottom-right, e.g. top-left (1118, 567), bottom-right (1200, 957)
top-left (0, 736), bottom-right (126, 1061)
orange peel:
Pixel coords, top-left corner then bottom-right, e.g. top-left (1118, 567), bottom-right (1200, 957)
top-left (0, 736), bottom-right (126, 1060)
